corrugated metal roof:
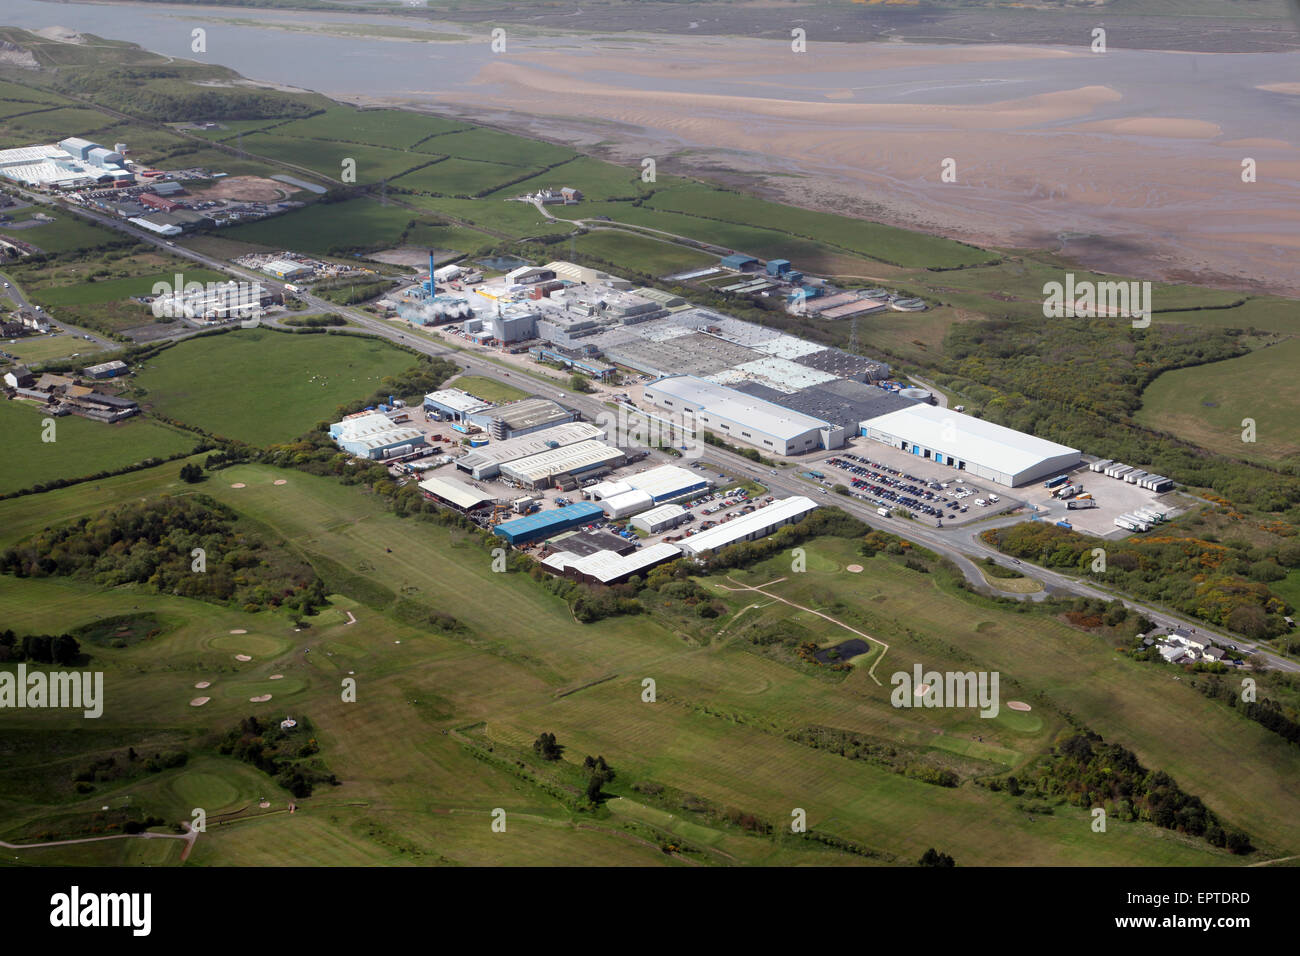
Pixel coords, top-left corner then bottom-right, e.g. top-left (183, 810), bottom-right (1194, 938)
top-left (500, 440), bottom-right (624, 482)
top-left (679, 497), bottom-right (818, 556)
top-left (494, 502), bottom-right (604, 539)
top-left (647, 375), bottom-right (831, 441)
top-left (418, 475), bottom-right (495, 510)
top-left (567, 543), bottom-right (682, 583)
top-left (861, 404), bottom-right (1080, 477)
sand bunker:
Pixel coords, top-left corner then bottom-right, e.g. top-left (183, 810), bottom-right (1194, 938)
top-left (269, 674), bottom-right (284, 680)
top-left (846, 564), bottom-right (864, 573)
top-left (259, 801), bottom-right (271, 809)
top-left (1007, 700), bottom-right (1033, 712)
top-left (194, 681), bottom-right (211, 689)
top-left (274, 479), bottom-right (288, 485)
top-left (234, 654), bottom-right (252, 662)
top-left (230, 483), bottom-right (246, 488)
top-left (229, 629), bottom-right (247, 634)
top-left (190, 697), bottom-right (210, 707)
top-left (249, 694), bottom-right (273, 703)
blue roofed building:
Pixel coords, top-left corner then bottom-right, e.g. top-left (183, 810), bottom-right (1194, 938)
top-left (494, 501), bottom-right (605, 545)
top-left (720, 254), bottom-right (758, 271)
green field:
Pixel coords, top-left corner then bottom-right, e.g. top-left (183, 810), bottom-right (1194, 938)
top-left (393, 157), bottom-right (541, 197)
top-left (273, 106), bottom-right (467, 149)
top-left (0, 400), bottom-right (195, 494)
top-left (1, 331), bottom-right (108, 364)
top-left (452, 374), bottom-right (528, 404)
top-left (572, 229), bottom-right (716, 277)
top-left (222, 197), bottom-right (420, 254)
top-left (646, 183), bottom-right (993, 270)
top-left (1136, 337), bottom-right (1300, 466)
top-left (0, 457), bottom-right (1295, 866)
top-left (0, 107), bottom-right (117, 147)
top-left (133, 327), bottom-right (416, 445)
top-left (418, 127), bottom-right (576, 167)
top-left (236, 132), bottom-right (428, 183)
top-left (0, 214), bottom-right (124, 255)
top-left (34, 269), bottom-right (229, 307)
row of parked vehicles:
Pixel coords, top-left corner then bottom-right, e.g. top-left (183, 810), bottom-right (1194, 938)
top-left (826, 455), bottom-right (989, 520)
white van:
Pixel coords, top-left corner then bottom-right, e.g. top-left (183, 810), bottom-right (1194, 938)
top-left (877, 507), bottom-right (890, 517)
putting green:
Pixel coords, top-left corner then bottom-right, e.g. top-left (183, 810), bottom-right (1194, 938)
top-left (221, 678), bottom-right (307, 699)
top-left (168, 772), bottom-right (243, 813)
top-left (994, 707), bottom-right (1043, 734)
top-left (208, 633), bottom-right (292, 657)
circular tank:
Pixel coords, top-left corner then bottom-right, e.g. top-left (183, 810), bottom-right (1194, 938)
top-left (900, 387), bottom-right (933, 403)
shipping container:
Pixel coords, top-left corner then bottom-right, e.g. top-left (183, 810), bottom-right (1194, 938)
top-left (1044, 474), bottom-right (1070, 488)
top-left (1090, 459), bottom-right (1114, 473)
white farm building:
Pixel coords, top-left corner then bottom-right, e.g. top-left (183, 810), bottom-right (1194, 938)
top-left (859, 404), bottom-right (1080, 488)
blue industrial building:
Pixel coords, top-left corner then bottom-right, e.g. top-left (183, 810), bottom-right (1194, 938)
top-left (494, 501), bottom-right (605, 545)
top-left (766, 259), bottom-right (791, 276)
top-left (720, 254), bottom-right (758, 271)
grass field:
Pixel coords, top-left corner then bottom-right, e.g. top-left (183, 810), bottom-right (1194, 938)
top-left (393, 158), bottom-right (542, 197)
top-left (133, 327), bottom-right (416, 445)
top-left (34, 269), bottom-right (228, 307)
top-left (273, 106), bottom-right (467, 149)
top-left (572, 230), bottom-right (716, 277)
top-left (0, 107), bottom-right (118, 147)
top-left (2, 332), bottom-right (109, 364)
top-left (1, 458), bottom-right (1295, 865)
top-left (452, 374), bottom-right (529, 404)
top-left (0, 401), bottom-right (195, 494)
top-left (0, 214), bottom-right (124, 255)
top-left (1136, 337), bottom-right (1300, 466)
top-left (236, 132), bottom-right (428, 184)
top-left (417, 127), bottom-right (575, 167)
top-left (222, 198), bottom-right (420, 254)
top-left (646, 183), bottom-right (993, 270)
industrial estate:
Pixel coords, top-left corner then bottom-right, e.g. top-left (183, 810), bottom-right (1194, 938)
top-left (0, 7), bottom-right (1297, 889)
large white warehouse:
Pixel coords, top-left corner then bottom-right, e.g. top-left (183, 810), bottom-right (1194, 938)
top-left (859, 404), bottom-right (1080, 488)
top-left (642, 375), bottom-right (844, 455)
top-left (678, 496), bottom-right (819, 557)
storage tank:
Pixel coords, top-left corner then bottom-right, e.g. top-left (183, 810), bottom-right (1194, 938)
top-left (899, 387), bottom-right (934, 404)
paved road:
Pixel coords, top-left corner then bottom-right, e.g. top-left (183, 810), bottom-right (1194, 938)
top-left (14, 182), bottom-right (1295, 673)
top-left (0, 268), bottom-right (118, 355)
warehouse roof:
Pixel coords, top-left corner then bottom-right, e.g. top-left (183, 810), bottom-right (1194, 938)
top-left (565, 543), bottom-right (683, 584)
top-left (494, 501), bottom-right (604, 539)
top-left (633, 503), bottom-right (687, 528)
top-left (455, 422), bottom-right (605, 471)
top-left (736, 379), bottom-right (912, 432)
top-left (602, 488), bottom-right (655, 515)
top-left (587, 479), bottom-right (634, 499)
top-left (678, 496), bottom-right (819, 556)
top-left (647, 375), bottom-right (832, 441)
top-left (425, 388), bottom-right (494, 415)
top-left (861, 404), bottom-right (1080, 477)
top-left (487, 398), bottom-right (573, 431)
top-left (418, 474), bottom-right (495, 511)
top-left (500, 440), bottom-right (624, 482)
top-left (624, 464), bottom-right (711, 501)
